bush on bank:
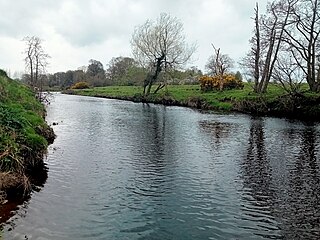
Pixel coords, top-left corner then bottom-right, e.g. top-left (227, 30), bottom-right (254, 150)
top-left (70, 81), bottom-right (90, 89)
top-left (199, 74), bottom-right (244, 92)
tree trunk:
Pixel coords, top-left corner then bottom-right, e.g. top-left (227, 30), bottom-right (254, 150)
top-left (317, 65), bottom-right (320, 85)
top-left (253, 3), bottom-right (260, 93)
top-left (143, 77), bottom-right (149, 95)
top-left (146, 82), bottom-right (152, 95)
top-left (143, 53), bottom-right (165, 96)
top-left (154, 83), bottom-right (166, 94)
top-left (309, 80), bottom-right (320, 92)
top-left (28, 55), bottom-right (34, 89)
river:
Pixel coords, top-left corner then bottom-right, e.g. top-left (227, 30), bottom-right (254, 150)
top-left (1, 93), bottom-right (320, 239)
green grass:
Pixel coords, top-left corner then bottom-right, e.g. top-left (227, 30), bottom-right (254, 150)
top-left (76, 86), bottom-right (143, 98)
top-left (0, 72), bottom-right (51, 173)
top-left (67, 82), bottom-right (320, 120)
top-left (70, 83), bottom-right (298, 110)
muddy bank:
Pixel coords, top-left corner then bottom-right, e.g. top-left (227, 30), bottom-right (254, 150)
top-left (0, 173), bottom-right (26, 203)
top-left (0, 126), bottom-right (55, 203)
top-left (233, 94), bottom-right (320, 121)
top-left (0, 165), bottom-right (50, 225)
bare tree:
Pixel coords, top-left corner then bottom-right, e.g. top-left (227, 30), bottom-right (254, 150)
top-left (241, 1), bottom-right (292, 93)
top-left (131, 13), bottom-right (196, 95)
top-left (205, 45), bottom-right (235, 91)
top-left (281, 0), bottom-right (320, 92)
top-left (205, 44), bottom-right (234, 76)
top-left (23, 36), bottom-right (50, 94)
top-left (273, 54), bottom-right (304, 93)
top-left (243, 0), bottom-right (320, 93)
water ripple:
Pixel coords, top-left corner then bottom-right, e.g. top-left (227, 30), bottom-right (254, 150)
top-left (2, 94), bottom-right (320, 239)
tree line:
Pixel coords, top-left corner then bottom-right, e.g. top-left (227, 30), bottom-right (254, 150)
top-left (21, 40), bottom-right (202, 91)
top-left (241, 0), bottom-right (320, 94)
top-left (23, 0), bottom-right (319, 96)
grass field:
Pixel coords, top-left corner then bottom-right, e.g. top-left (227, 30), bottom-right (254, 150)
top-left (70, 83), bottom-right (298, 110)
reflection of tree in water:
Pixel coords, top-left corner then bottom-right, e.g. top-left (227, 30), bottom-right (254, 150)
top-left (126, 104), bottom-right (177, 197)
top-left (135, 104), bottom-right (167, 164)
top-left (121, 104), bottom-right (180, 237)
top-left (283, 126), bottom-right (320, 239)
top-left (199, 120), bottom-right (232, 148)
top-left (240, 118), bottom-right (320, 239)
top-left (240, 117), bottom-right (280, 238)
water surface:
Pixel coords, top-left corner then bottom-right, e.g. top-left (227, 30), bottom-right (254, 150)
top-left (2, 93), bottom-right (320, 239)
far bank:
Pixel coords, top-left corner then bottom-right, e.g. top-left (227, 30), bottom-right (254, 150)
top-left (63, 84), bottom-right (320, 121)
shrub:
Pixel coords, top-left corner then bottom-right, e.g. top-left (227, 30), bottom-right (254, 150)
top-left (70, 81), bottom-right (90, 89)
top-left (199, 74), bottom-right (244, 92)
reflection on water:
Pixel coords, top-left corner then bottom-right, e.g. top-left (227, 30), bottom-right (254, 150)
top-left (199, 121), bottom-right (232, 148)
top-left (240, 118), bottom-right (281, 238)
top-left (1, 93), bottom-right (320, 239)
top-left (240, 117), bottom-right (320, 239)
top-left (284, 126), bottom-right (320, 238)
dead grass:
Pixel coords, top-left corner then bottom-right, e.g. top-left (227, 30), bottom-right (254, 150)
top-left (0, 172), bottom-right (30, 203)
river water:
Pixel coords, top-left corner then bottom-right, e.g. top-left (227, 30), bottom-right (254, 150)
top-left (2, 93), bottom-right (320, 239)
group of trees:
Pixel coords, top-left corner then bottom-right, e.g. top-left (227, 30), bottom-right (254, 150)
top-left (241, 0), bottom-right (320, 94)
top-left (21, 14), bottom-right (228, 94)
top-left (23, 0), bottom-right (319, 95)
top-left (40, 59), bottom-right (142, 89)
top-left (106, 56), bottom-right (148, 86)
top-left (22, 59), bottom-right (109, 89)
top-left (22, 56), bottom-right (145, 89)
top-left (23, 12), bottom-right (200, 92)
top-left (129, 0), bottom-right (319, 95)
top-left (22, 54), bottom-right (200, 90)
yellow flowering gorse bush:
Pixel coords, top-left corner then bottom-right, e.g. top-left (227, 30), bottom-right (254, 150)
top-left (70, 81), bottom-right (90, 89)
top-left (199, 74), bottom-right (244, 92)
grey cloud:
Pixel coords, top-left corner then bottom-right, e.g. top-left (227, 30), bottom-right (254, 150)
top-left (48, 0), bottom-right (144, 46)
top-left (0, 0), bottom-right (269, 73)
top-left (0, 0), bottom-right (60, 37)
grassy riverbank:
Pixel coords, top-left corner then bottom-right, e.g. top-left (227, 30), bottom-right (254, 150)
top-left (65, 83), bottom-right (320, 120)
top-left (0, 70), bottom-right (54, 202)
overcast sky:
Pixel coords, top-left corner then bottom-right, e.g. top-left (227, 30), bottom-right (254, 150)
top-left (0, 0), bottom-right (268, 76)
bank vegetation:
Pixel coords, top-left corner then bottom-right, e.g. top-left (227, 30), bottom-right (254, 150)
top-left (64, 82), bottom-right (320, 121)
top-left (0, 70), bottom-right (54, 203)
